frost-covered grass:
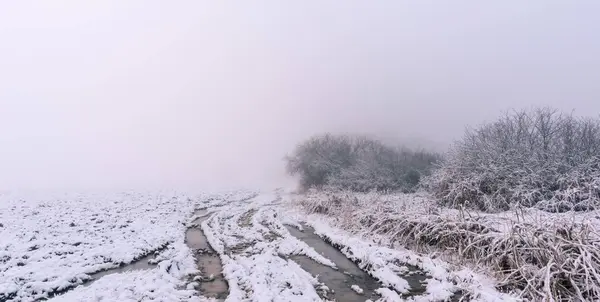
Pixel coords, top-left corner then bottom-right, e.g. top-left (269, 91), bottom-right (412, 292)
top-left (291, 189), bottom-right (600, 301)
top-left (309, 220), bottom-right (506, 301)
top-left (285, 195), bottom-right (514, 301)
top-left (0, 190), bottom-right (214, 301)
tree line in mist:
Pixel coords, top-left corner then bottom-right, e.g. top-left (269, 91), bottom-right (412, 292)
top-left (285, 134), bottom-right (440, 193)
top-left (285, 107), bottom-right (600, 213)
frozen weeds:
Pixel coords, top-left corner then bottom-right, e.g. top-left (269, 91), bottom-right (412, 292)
top-left (286, 191), bottom-right (520, 302)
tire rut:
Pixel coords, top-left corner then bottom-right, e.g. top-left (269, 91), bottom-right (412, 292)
top-left (285, 225), bottom-right (383, 301)
top-left (186, 211), bottom-right (229, 300)
top-left (34, 245), bottom-right (168, 301)
top-left (286, 224), bottom-right (433, 300)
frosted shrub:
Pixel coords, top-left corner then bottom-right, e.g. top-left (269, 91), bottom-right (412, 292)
top-left (426, 108), bottom-right (600, 212)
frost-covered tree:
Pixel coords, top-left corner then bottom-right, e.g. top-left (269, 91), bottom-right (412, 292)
top-left (425, 107), bottom-right (600, 212)
top-left (286, 134), bottom-right (440, 192)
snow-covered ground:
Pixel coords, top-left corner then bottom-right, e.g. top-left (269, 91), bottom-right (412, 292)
top-left (0, 191), bottom-right (205, 301)
top-left (0, 190), bottom-right (249, 301)
top-left (2, 189), bottom-right (519, 301)
top-left (198, 191), bottom-right (514, 301)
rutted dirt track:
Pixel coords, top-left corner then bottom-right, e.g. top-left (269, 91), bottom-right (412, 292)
top-left (30, 191), bottom-right (500, 301)
top-left (185, 209), bottom-right (229, 300)
top-left (187, 192), bottom-right (437, 301)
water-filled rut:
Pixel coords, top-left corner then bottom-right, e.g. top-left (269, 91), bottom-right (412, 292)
top-left (185, 209), bottom-right (229, 300)
top-left (286, 224), bottom-right (429, 301)
top-left (286, 225), bottom-right (380, 301)
top-left (83, 252), bottom-right (159, 287)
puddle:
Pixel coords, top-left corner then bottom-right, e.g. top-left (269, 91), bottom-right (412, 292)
top-left (286, 225), bottom-right (382, 301)
top-left (84, 253), bottom-right (158, 287)
top-left (45, 248), bottom-right (165, 300)
top-left (289, 255), bottom-right (380, 301)
top-left (186, 213), bottom-right (229, 300)
top-left (391, 262), bottom-right (429, 296)
top-left (287, 225), bottom-right (430, 300)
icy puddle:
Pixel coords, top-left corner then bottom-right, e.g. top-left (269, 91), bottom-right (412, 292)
top-left (286, 225), bottom-right (382, 301)
top-left (186, 210), bottom-right (229, 300)
top-left (45, 249), bottom-right (164, 300)
top-left (83, 253), bottom-right (159, 287)
top-left (287, 225), bottom-right (429, 300)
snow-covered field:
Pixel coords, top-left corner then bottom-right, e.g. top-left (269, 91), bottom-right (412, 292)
top-left (0, 190), bottom-right (207, 301)
top-left (2, 189), bottom-right (520, 302)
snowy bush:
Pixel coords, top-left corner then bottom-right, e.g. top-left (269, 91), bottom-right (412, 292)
top-left (285, 134), bottom-right (440, 192)
top-left (426, 107), bottom-right (600, 212)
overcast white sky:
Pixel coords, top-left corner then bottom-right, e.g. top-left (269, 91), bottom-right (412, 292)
top-left (1, 1), bottom-right (599, 191)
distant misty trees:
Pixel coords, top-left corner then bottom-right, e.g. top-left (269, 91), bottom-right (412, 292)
top-left (287, 107), bottom-right (600, 213)
top-left (426, 107), bottom-right (600, 212)
top-left (285, 134), bottom-right (440, 192)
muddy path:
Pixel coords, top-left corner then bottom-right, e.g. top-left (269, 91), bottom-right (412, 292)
top-left (197, 192), bottom-right (411, 301)
top-left (286, 225), bottom-right (382, 301)
top-left (287, 224), bottom-right (430, 300)
top-left (184, 192), bottom-right (468, 301)
top-left (185, 209), bottom-right (229, 300)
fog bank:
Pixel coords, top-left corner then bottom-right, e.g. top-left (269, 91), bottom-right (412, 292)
top-left (1, 1), bottom-right (599, 190)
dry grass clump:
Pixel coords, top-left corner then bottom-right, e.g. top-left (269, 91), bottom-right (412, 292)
top-left (299, 192), bottom-right (600, 301)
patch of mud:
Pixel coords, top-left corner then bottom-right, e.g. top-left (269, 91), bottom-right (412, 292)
top-left (262, 229), bottom-right (281, 242)
top-left (186, 215), bottom-right (229, 300)
top-left (286, 226), bottom-right (382, 301)
top-left (237, 208), bottom-right (257, 227)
